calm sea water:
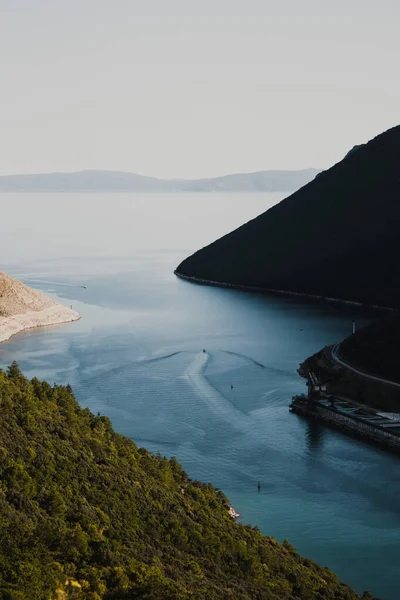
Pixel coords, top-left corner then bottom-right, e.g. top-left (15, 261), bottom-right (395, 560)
top-left (1, 193), bottom-right (399, 599)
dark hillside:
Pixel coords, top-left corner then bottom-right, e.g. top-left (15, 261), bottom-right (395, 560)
top-left (0, 364), bottom-right (375, 599)
top-left (340, 313), bottom-right (400, 383)
top-left (176, 125), bottom-right (400, 308)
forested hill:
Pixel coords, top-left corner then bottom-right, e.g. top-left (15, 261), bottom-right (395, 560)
top-left (0, 364), bottom-right (376, 599)
top-left (176, 125), bottom-right (400, 308)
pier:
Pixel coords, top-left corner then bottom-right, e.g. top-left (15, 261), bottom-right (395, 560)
top-left (290, 372), bottom-right (400, 453)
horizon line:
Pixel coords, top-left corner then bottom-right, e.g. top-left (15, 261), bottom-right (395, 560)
top-left (0, 166), bottom-right (322, 181)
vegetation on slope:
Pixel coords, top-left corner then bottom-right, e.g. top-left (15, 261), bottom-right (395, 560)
top-left (340, 313), bottom-right (400, 384)
top-left (176, 125), bottom-right (400, 308)
top-left (0, 364), bottom-right (376, 599)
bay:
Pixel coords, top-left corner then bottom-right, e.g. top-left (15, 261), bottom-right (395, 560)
top-left (0, 193), bottom-right (398, 599)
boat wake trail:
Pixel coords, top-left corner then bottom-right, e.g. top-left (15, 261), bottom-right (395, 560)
top-left (141, 351), bottom-right (182, 364)
top-left (222, 350), bottom-right (266, 368)
top-left (184, 352), bottom-right (249, 432)
top-left (222, 350), bottom-right (297, 379)
top-left (84, 351), bottom-right (185, 384)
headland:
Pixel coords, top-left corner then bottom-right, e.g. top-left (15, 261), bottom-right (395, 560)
top-left (0, 270), bottom-right (80, 343)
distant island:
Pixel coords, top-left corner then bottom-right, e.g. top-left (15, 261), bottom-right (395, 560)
top-left (0, 270), bottom-right (79, 342)
top-left (0, 168), bottom-right (321, 193)
top-left (175, 125), bottom-right (400, 309)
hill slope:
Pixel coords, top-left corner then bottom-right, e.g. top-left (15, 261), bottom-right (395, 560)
top-left (0, 365), bottom-right (376, 599)
top-left (0, 270), bottom-right (79, 342)
top-left (340, 313), bottom-right (400, 384)
top-left (0, 169), bottom-right (320, 193)
top-left (298, 313), bottom-right (400, 413)
top-left (176, 126), bottom-right (400, 308)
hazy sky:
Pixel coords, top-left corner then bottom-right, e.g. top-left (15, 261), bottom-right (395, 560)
top-left (1, 0), bottom-right (399, 177)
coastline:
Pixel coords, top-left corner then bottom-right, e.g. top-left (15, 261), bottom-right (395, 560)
top-left (228, 506), bottom-right (240, 519)
top-left (174, 271), bottom-right (396, 312)
top-left (0, 304), bottom-right (80, 343)
top-left (290, 395), bottom-right (400, 455)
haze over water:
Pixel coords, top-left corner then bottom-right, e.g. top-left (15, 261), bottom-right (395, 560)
top-left (1, 193), bottom-right (399, 599)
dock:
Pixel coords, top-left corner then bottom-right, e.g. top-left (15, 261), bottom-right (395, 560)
top-left (290, 372), bottom-right (400, 453)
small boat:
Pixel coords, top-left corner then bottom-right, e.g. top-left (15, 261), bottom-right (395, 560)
top-left (81, 285), bottom-right (87, 289)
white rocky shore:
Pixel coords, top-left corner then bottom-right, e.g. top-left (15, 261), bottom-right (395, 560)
top-left (228, 506), bottom-right (240, 519)
top-left (0, 270), bottom-right (80, 343)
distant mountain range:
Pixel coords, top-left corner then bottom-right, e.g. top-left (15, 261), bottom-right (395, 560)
top-left (0, 168), bottom-right (321, 193)
top-left (176, 125), bottom-right (400, 308)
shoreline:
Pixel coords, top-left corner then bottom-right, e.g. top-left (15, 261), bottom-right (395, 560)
top-left (228, 506), bottom-right (240, 519)
top-left (0, 305), bottom-right (80, 344)
top-left (290, 395), bottom-right (400, 455)
top-left (174, 271), bottom-right (396, 312)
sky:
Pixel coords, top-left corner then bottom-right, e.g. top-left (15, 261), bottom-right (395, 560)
top-left (0, 0), bottom-right (399, 178)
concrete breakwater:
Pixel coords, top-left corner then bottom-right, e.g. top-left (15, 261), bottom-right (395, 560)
top-left (290, 395), bottom-right (400, 453)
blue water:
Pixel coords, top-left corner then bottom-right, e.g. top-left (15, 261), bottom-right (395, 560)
top-left (0, 193), bottom-right (399, 599)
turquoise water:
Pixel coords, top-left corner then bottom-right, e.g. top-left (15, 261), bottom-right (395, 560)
top-left (0, 193), bottom-right (399, 599)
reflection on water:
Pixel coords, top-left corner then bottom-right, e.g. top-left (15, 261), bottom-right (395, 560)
top-left (305, 419), bottom-right (325, 456)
